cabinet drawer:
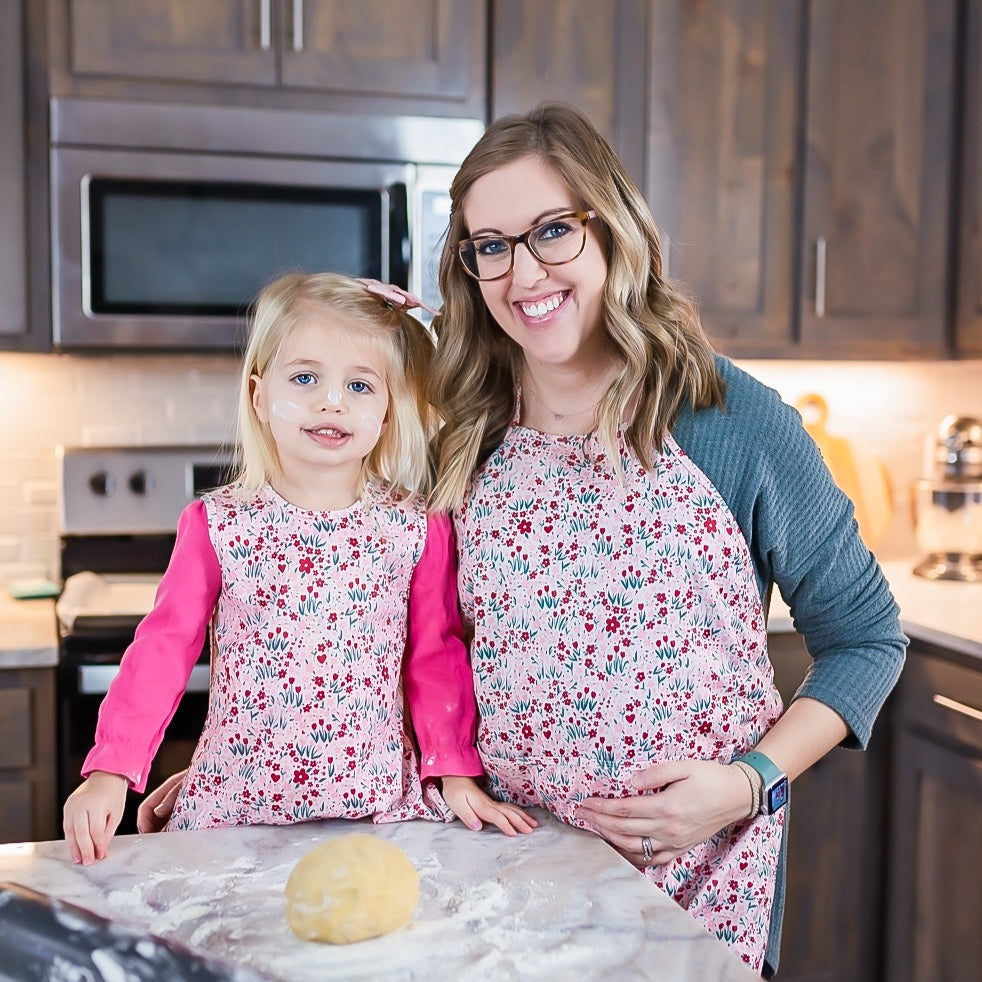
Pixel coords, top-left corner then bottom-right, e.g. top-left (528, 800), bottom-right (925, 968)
top-left (899, 653), bottom-right (982, 753)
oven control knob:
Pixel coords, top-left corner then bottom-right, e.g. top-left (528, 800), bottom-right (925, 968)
top-left (128, 470), bottom-right (154, 495)
top-left (88, 471), bottom-right (115, 496)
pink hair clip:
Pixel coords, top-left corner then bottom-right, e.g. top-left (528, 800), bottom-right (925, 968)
top-left (357, 278), bottom-right (441, 317)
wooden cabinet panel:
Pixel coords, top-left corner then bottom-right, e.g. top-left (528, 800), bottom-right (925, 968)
top-left (885, 646), bottom-right (982, 982)
top-left (0, 0), bottom-right (28, 341)
top-left (799, 0), bottom-right (956, 356)
top-left (282, 0), bottom-right (485, 115)
top-left (66, 0), bottom-right (276, 86)
top-left (0, 668), bottom-right (57, 844)
top-left (767, 632), bottom-right (886, 982)
top-left (53, 1), bottom-right (486, 117)
top-left (886, 733), bottom-right (982, 982)
top-left (646, 0), bottom-right (801, 354)
top-left (956, 0), bottom-right (982, 355)
top-left (491, 0), bottom-right (647, 186)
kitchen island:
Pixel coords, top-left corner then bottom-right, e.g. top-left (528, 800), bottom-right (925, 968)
top-left (0, 809), bottom-right (758, 981)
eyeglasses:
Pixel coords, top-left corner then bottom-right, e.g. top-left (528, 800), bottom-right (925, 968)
top-left (457, 210), bottom-right (598, 281)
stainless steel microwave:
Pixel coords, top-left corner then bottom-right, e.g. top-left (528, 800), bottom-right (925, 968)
top-left (49, 98), bottom-right (482, 351)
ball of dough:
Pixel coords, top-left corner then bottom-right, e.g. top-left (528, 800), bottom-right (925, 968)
top-left (284, 833), bottom-right (420, 944)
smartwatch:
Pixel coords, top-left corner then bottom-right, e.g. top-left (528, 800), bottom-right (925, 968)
top-left (735, 751), bottom-right (789, 815)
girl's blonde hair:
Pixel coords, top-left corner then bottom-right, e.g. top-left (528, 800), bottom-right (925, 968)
top-left (429, 101), bottom-right (725, 511)
top-left (236, 272), bottom-right (437, 499)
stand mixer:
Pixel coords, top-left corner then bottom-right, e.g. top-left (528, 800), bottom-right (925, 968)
top-left (911, 414), bottom-right (982, 581)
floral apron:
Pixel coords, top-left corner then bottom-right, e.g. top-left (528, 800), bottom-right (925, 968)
top-left (169, 483), bottom-right (449, 831)
top-left (455, 422), bottom-right (784, 971)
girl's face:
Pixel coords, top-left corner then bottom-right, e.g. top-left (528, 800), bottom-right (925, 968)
top-left (252, 314), bottom-right (390, 490)
top-left (461, 155), bottom-right (609, 374)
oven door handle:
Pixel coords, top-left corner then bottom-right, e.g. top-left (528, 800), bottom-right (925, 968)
top-left (78, 663), bottom-right (210, 695)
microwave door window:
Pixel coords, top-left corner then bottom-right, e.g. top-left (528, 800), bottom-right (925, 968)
top-left (86, 179), bottom-right (391, 316)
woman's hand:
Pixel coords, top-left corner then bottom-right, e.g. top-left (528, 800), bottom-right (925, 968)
top-left (135, 768), bottom-right (188, 833)
top-left (356, 278), bottom-right (441, 316)
top-left (441, 776), bottom-right (539, 836)
top-left (63, 771), bottom-right (129, 866)
top-left (575, 759), bottom-right (753, 867)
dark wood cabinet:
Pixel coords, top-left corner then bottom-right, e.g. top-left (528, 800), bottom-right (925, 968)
top-left (955, 0), bottom-right (982, 356)
top-left (49, 0), bottom-right (487, 118)
top-left (884, 643), bottom-right (982, 982)
top-left (645, 0), bottom-right (959, 359)
top-left (0, 0), bottom-right (29, 343)
top-left (645, 0), bottom-right (801, 355)
top-left (798, 0), bottom-right (957, 358)
top-left (0, 668), bottom-right (58, 844)
top-left (490, 0), bottom-right (647, 188)
top-left (768, 632), bottom-right (887, 982)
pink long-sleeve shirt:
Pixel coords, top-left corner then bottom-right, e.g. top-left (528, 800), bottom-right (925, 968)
top-left (83, 488), bottom-right (482, 803)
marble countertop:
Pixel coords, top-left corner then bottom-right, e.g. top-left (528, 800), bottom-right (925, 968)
top-left (0, 811), bottom-right (757, 981)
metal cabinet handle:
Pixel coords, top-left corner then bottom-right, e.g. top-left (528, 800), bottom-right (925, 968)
top-left (815, 236), bottom-right (827, 317)
top-left (259, 0), bottom-right (271, 50)
top-left (292, 0), bottom-right (304, 51)
top-left (932, 693), bottom-right (982, 723)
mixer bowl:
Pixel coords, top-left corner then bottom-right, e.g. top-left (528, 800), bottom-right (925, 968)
top-left (911, 479), bottom-right (982, 581)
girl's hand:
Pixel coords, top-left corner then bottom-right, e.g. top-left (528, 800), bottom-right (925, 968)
top-left (574, 759), bottom-right (753, 867)
top-left (136, 768), bottom-right (188, 833)
top-left (63, 771), bottom-right (129, 866)
top-left (440, 776), bottom-right (539, 836)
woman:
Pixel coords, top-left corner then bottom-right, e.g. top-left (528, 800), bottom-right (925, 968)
top-left (427, 102), bottom-right (904, 976)
top-left (141, 104), bottom-right (905, 976)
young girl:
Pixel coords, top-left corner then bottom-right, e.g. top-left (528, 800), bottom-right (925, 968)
top-left (63, 271), bottom-right (535, 866)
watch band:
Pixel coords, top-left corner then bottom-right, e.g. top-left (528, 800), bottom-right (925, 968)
top-left (733, 751), bottom-right (789, 815)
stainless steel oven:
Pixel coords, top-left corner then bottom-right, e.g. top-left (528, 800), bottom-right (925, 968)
top-left (56, 445), bottom-right (236, 834)
top-left (49, 98), bottom-right (481, 350)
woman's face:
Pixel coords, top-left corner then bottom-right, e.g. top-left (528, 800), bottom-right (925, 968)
top-left (461, 155), bottom-right (608, 374)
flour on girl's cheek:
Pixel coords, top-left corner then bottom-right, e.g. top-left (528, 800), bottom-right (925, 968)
top-left (270, 400), bottom-right (303, 422)
top-left (361, 414), bottom-right (384, 439)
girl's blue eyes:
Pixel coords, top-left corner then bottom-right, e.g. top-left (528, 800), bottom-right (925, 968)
top-left (290, 374), bottom-right (373, 394)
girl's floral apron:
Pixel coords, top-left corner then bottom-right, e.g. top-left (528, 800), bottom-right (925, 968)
top-left (169, 484), bottom-right (449, 831)
top-left (456, 423), bottom-right (784, 972)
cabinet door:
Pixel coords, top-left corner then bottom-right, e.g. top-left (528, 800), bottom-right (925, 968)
top-left (646, 1), bottom-right (802, 355)
top-left (885, 731), bottom-right (982, 982)
top-left (956, 0), bottom-right (982, 355)
top-left (799, 0), bottom-right (956, 356)
top-left (0, 0), bottom-right (28, 341)
top-left (0, 669), bottom-right (57, 844)
top-left (279, 0), bottom-right (485, 117)
top-left (66, 0), bottom-right (276, 86)
top-left (491, 0), bottom-right (647, 189)
top-left (767, 632), bottom-right (885, 982)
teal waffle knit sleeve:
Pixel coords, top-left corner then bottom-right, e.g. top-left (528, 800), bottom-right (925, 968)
top-left (672, 355), bottom-right (907, 749)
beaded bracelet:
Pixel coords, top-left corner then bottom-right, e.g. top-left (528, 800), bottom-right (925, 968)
top-left (732, 760), bottom-right (763, 819)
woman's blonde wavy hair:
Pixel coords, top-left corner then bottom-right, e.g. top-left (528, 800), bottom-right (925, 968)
top-left (428, 101), bottom-right (725, 511)
top-left (236, 271), bottom-right (438, 500)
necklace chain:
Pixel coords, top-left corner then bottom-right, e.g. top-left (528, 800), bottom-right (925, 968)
top-left (523, 373), bottom-right (610, 421)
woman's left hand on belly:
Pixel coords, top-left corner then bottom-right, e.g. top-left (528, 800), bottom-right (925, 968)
top-left (574, 759), bottom-right (752, 867)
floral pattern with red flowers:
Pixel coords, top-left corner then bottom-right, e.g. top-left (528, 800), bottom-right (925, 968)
top-left (169, 483), bottom-right (451, 831)
top-left (455, 423), bottom-right (783, 973)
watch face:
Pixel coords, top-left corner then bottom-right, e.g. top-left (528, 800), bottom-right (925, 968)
top-left (767, 776), bottom-right (790, 813)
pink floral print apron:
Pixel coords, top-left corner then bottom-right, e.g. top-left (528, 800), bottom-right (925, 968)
top-left (169, 483), bottom-right (450, 831)
top-left (455, 423), bottom-right (784, 972)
